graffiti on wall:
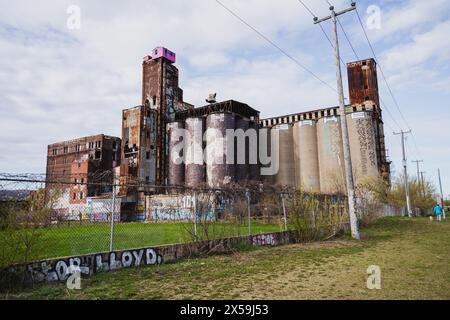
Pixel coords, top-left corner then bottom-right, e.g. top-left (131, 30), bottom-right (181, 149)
top-left (6, 231), bottom-right (289, 284)
top-left (24, 248), bottom-right (162, 283)
top-left (251, 233), bottom-right (276, 246)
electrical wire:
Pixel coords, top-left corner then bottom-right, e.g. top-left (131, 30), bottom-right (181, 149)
top-left (215, 0), bottom-right (338, 94)
top-left (354, 6), bottom-right (422, 156)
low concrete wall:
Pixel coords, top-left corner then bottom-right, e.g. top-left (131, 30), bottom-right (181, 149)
top-left (3, 231), bottom-right (295, 285)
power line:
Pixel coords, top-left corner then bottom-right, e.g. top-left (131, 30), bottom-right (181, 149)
top-left (299, 0), bottom-right (402, 132)
top-left (297, 0), bottom-right (316, 17)
top-left (215, 0), bottom-right (338, 94)
top-left (336, 16), bottom-right (359, 60)
top-left (353, 6), bottom-right (422, 156)
top-left (297, 1), bottom-right (346, 67)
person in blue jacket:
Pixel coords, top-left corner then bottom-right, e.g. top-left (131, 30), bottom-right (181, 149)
top-left (433, 204), bottom-right (443, 222)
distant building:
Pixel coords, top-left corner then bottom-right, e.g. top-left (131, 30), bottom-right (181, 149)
top-left (45, 134), bottom-right (121, 218)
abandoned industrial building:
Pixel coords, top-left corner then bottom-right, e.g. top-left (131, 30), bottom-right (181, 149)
top-left (45, 46), bottom-right (389, 221)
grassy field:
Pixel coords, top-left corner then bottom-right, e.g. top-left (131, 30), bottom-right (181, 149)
top-left (1, 220), bottom-right (283, 262)
top-left (2, 217), bottom-right (449, 300)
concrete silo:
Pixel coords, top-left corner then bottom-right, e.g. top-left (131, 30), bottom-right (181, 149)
top-left (167, 121), bottom-right (185, 191)
top-left (248, 120), bottom-right (260, 182)
top-left (293, 120), bottom-right (320, 192)
top-left (185, 117), bottom-right (205, 188)
top-left (317, 116), bottom-right (345, 194)
top-left (205, 113), bottom-right (236, 188)
top-left (234, 117), bottom-right (250, 182)
top-left (272, 124), bottom-right (296, 187)
top-left (347, 111), bottom-right (379, 185)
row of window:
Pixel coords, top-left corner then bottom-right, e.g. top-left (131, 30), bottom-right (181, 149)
top-left (52, 141), bottom-right (102, 156)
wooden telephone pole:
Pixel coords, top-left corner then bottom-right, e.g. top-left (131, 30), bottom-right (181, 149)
top-left (314, 2), bottom-right (360, 239)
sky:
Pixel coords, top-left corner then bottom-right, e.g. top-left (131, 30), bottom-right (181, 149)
top-left (0, 0), bottom-right (449, 197)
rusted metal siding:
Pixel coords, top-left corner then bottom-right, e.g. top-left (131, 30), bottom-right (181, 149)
top-left (347, 58), bottom-right (380, 107)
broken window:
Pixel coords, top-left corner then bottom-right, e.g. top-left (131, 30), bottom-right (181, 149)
top-left (146, 151), bottom-right (150, 160)
top-left (64, 146), bottom-right (68, 154)
top-left (80, 192), bottom-right (83, 200)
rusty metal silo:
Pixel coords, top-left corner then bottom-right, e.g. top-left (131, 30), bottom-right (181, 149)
top-left (234, 117), bottom-right (250, 183)
top-left (205, 113), bottom-right (236, 188)
top-left (167, 121), bottom-right (185, 191)
top-left (347, 111), bottom-right (379, 185)
top-left (272, 124), bottom-right (296, 187)
top-left (185, 117), bottom-right (205, 188)
top-left (317, 116), bottom-right (345, 194)
top-left (293, 120), bottom-right (320, 192)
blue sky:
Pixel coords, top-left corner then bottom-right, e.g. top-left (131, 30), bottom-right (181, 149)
top-left (0, 0), bottom-right (449, 197)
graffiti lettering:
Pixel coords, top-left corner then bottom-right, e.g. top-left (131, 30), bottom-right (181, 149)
top-left (251, 234), bottom-right (276, 246)
top-left (25, 247), bottom-right (163, 283)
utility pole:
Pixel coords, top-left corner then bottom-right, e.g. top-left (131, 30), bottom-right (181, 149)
top-left (314, 2), bottom-right (360, 239)
top-left (412, 160), bottom-right (423, 183)
top-left (394, 130), bottom-right (413, 217)
top-left (438, 169), bottom-right (445, 219)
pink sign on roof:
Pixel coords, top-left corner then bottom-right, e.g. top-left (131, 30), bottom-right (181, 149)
top-left (150, 47), bottom-right (176, 63)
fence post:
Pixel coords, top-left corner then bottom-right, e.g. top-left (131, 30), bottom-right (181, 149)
top-left (109, 174), bottom-right (116, 252)
top-left (193, 191), bottom-right (198, 241)
top-left (281, 193), bottom-right (288, 231)
top-left (245, 190), bottom-right (251, 237)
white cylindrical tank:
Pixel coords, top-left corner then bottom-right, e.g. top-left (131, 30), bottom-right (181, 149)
top-left (293, 120), bottom-right (320, 192)
top-left (205, 113), bottom-right (235, 188)
top-left (272, 124), bottom-right (296, 187)
top-left (317, 116), bottom-right (345, 194)
top-left (185, 117), bottom-right (205, 188)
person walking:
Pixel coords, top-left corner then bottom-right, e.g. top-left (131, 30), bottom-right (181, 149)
top-left (433, 204), bottom-right (443, 222)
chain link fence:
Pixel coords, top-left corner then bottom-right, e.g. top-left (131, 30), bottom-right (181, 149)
top-left (0, 173), bottom-right (350, 269)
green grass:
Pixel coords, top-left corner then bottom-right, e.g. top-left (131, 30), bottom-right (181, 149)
top-left (2, 217), bottom-right (449, 300)
top-left (1, 221), bottom-right (282, 262)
